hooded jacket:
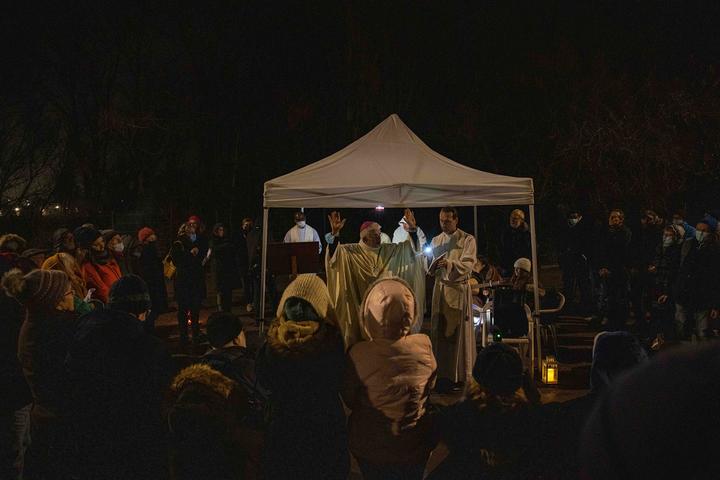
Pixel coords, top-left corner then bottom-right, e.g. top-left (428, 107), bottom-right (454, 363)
top-left (255, 274), bottom-right (349, 480)
top-left (342, 278), bottom-right (437, 466)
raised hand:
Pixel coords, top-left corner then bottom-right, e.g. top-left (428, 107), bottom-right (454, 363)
top-left (403, 208), bottom-right (417, 230)
top-left (328, 211), bottom-right (347, 236)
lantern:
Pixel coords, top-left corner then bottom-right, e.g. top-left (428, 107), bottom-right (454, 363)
top-left (541, 356), bottom-right (559, 384)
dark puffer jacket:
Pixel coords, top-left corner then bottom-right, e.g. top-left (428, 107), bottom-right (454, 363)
top-left (64, 308), bottom-right (173, 480)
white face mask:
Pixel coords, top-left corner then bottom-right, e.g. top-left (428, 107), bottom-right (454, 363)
top-left (568, 218), bottom-right (580, 226)
top-left (696, 231), bottom-right (708, 243)
top-left (663, 237), bottom-right (674, 247)
top-left (113, 242), bottom-right (125, 253)
top-left (296, 221), bottom-right (306, 228)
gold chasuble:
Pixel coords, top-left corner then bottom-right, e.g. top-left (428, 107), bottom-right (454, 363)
top-left (326, 239), bottom-right (426, 348)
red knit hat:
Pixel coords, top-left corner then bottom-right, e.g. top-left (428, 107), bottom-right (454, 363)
top-left (187, 215), bottom-right (201, 224)
top-left (138, 227), bottom-right (155, 243)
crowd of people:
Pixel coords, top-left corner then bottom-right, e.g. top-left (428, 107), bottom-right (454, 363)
top-left (0, 205), bottom-right (718, 479)
top-left (557, 207), bottom-right (720, 346)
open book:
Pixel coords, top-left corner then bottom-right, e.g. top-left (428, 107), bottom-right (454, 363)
top-left (428, 252), bottom-right (448, 272)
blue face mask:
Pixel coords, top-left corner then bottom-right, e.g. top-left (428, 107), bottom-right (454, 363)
top-left (189, 233), bottom-right (197, 242)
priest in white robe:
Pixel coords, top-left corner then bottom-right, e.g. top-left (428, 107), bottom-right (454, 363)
top-left (429, 206), bottom-right (477, 387)
top-left (392, 215), bottom-right (427, 251)
top-left (325, 209), bottom-right (427, 348)
top-left (284, 211), bottom-right (322, 253)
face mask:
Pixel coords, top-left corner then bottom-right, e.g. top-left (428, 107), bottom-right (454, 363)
top-left (189, 233), bottom-right (197, 242)
top-left (113, 243), bottom-right (125, 253)
top-left (663, 237), bottom-right (674, 247)
top-left (296, 221), bottom-right (306, 228)
top-left (672, 219), bottom-right (683, 226)
top-left (568, 218), bottom-right (580, 226)
top-left (696, 231), bottom-right (708, 243)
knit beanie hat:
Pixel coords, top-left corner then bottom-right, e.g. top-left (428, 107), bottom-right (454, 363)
top-left (187, 215), bottom-right (201, 224)
top-left (52, 227), bottom-right (70, 247)
top-left (0, 234), bottom-right (27, 253)
top-left (21, 248), bottom-right (48, 258)
top-left (1, 268), bottom-right (69, 310)
top-left (108, 274), bottom-right (151, 315)
top-left (137, 227), bottom-right (155, 243)
top-left (74, 226), bottom-right (102, 249)
top-left (206, 312), bottom-right (242, 348)
top-left (359, 221), bottom-right (381, 240)
top-left (698, 214), bottom-right (718, 232)
top-left (513, 257), bottom-right (532, 273)
top-left (276, 274), bottom-right (335, 325)
top-left (101, 229), bottom-right (120, 243)
top-left (473, 343), bottom-right (524, 396)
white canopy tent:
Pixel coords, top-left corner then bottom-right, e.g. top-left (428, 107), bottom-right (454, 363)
top-left (261, 114), bottom-right (543, 374)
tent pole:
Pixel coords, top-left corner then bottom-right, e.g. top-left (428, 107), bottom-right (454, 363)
top-left (529, 204), bottom-right (541, 380)
top-left (473, 206), bottom-right (478, 243)
top-left (260, 208), bottom-right (269, 333)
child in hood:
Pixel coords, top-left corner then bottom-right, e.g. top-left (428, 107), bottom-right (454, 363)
top-left (342, 277), bottom-right (437, 480)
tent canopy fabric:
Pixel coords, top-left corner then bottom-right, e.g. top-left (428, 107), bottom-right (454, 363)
top-left (263, 114), bottom-right (534, 208)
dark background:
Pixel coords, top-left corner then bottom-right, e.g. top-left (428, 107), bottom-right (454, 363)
top-left (2, 0), bottom-right (719, 257)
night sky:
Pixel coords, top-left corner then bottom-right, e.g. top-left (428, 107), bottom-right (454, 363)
top-left (2, 1), bottom-right (719, 231)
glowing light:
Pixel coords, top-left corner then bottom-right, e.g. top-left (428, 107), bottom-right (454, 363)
top-left (424, 246), bottom-right (433, 254)
top-left (375, 205), bottom-right (384, 211)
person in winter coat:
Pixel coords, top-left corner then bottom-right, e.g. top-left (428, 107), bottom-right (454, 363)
top-left (0, 252), bottom-right (32, 480)
top-left (42, 252), bottom-right (87, 299)
top-left (201, 312), bottom-right (267, 479)
top-left (237, 217), bottom-right (261, 313)
top-left (0, 234), bottom-right (27, 275)
top-left (136, 227), bottom-right (168, 334)
top-left (429, 342), bottom-right (542, 480)
top-left (256, 274), bottom-right (349, 480)
top-left (595, 209), bottom-right (632, 331)
top-left (168, 364), bottom-right (250, 480)
top-left (629, 210), bottom-right (665, 330)
top-left (499, 209), bottom-right (532, 277)
top-left (342, 278), bottom-right (437, 480)
top-left (102, 229), bottom-right (131, 275)
top-left (206, 223), bottom-right (238, 312)
top-left (171, 222), bottom-right (205, 344)
top-left (64, 275), bottom-right (173, 480)
top-left (673, 216), bottom-right (720, 339)
top-left (558, 210), bottom-right (594, 313)
top-left (646, 224), bottom-right (683, 345)
top-left (74, 226), bottom-right (122, 304)
top-left (1, 269), bottom-right (78, 479)
top-left (580, 343), bottom-right (720, 479)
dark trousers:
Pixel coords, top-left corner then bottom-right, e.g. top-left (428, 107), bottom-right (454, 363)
top-left (600, 274), bottom-right (629, 331)
top-left (217, 284), bottom-right (233, 312)
top-left (560, 253), bottom-right (592, 312)
top-left (357, 459), bottom-right (426, 480)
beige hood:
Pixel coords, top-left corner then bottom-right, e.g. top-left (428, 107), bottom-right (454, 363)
top-left (360, 277), bottom-right (418, 341)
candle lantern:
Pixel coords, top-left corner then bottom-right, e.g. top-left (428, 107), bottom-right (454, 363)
top-left (541, 355), bottom-right (559, 384)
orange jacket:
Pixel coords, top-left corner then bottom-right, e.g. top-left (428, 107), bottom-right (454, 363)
top-left (82, 260), bottom-right (122, 303)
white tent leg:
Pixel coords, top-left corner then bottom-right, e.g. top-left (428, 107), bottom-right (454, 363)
top-left (260, 208), bottom-right (269, 333)
top-left (473, 206), bottom-right (478, 243)
top-left (529, 204), bottom-right (541, 380)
